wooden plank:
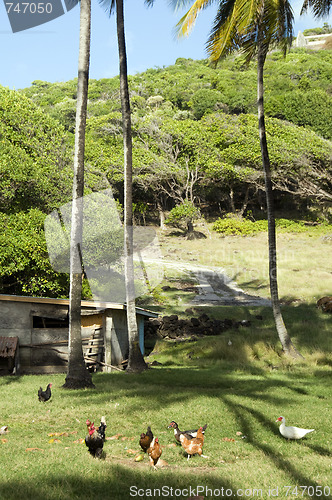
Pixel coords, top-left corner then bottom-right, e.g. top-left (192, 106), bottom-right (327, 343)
top-left (81, 314), bottom-right (103, 328)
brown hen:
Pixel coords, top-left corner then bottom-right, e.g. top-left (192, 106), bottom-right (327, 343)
top-left (147, 437), bottom-right (162, 469)
top-left (179, 426), bottom-right (208, 460)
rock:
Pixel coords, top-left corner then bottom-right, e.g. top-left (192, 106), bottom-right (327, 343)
top-left (198, 313), bottom-right (209, 323)
top-left (144, 311), bottom-right (246, 341)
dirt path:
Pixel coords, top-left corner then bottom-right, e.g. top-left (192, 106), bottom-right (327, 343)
top-left (159, 260), bottom-right (271, 307)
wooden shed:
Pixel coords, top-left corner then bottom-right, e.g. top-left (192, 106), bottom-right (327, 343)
top-left (0, 294), bottom-right (158, 374)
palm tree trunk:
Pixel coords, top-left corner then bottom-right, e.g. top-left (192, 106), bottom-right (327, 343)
top-left (257, 40), bottom-right (302, 359)
top-left (116, 0), bottom-right (147, 372)
top-left (63, 0), bottom-right (95, 388)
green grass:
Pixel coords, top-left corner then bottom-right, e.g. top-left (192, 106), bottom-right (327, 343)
top-left (156, 224), bottom-right (332, 304)
top-left (1, 224), bottom-right (331, 499)
top-left (0, 355), bottom-right (331, 500)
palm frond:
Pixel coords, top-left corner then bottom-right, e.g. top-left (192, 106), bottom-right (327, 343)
top-left (206, 0), bottom-right (293, 64)
top-left (206, 1), bottom-right (242, 61)
top-left (175, 0), bottom-right (294, 66)
top-left (98, 0), bottom-right (116, 15)
top-left (300, 0), bottom-right (331, 17)
top-left (175, 0), bottom-right (215, 37)
top-left (206, 0), bottom-right (261, 62)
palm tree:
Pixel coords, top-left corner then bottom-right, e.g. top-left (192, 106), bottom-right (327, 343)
top-left (173, 0), bottom-right (303, 358)
top-left (63, 0), bottom-right (95, 388)
top-left (102, 0), bottom-right (148, 371)
top-left (117, 0), bottom-right (148, 372)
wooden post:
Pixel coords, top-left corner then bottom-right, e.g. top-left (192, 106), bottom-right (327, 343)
top-left (104, 313), bottom-right (113, 372)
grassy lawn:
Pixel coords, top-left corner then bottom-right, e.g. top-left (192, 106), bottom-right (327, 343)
top-left (0, 225), bottom-right (331, 500)
top-left (0, 348), bottom-right (331, 499)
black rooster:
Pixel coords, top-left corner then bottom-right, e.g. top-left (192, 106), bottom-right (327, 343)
top-left (38, 383), bottom-right (52, 402)
top-left (85, 416), bottom-right (107, 458)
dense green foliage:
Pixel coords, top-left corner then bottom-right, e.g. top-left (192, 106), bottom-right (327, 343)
top-left (212, 214), bottom-right (327, 235)
top-left (20, 50), bottom-right (332, 222)
top-left (22, 50), bottom-right (332, 140)
top-left (1, 48), bottom-right (332, 296)
top-left (0, 87), bottom-right (72, 296)
top-left (0, 209), bottom-right (70, 296)
top-left (303, 22), bottom-right (332, 35)
top-left (0, 87), bottom-right (72, 212)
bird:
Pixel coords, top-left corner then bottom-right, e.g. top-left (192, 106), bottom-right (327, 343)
top-left (139, 426), bottom-right (154, 453)
top-left (85, 417), bottom-right (107, 458)
top-left (97, 416), bottom-right (107, 441)
top-left (38, 383), bottom-right (52, 402)
top-left (168, 421), bottom-right (207, 444)
top-left (147, 437), bottom-right (162, 469)
top-left (276, 416), bottom-right (314, 440)
top-left (86, 419), bottom-right (93, 432)
top-left (317, 296), bottom-right (332, 312)
top-left (179, 426), bottom-right (208, 460)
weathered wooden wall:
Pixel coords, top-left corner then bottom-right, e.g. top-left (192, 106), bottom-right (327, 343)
top-left (0, 299), bottom-right (99, 374)
top-left (0, 296), bottom-right (157, 374)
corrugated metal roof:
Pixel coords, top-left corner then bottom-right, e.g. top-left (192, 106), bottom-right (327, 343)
top-left (0, 337), bottom-right (19, 358)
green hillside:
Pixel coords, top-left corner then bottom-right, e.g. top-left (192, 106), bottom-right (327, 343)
top-left (1, 48), bottom-right (332, 297)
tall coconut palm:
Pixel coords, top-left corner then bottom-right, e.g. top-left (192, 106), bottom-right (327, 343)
top-left (63, 0), bottom-right (95, 388)
top-left (173, 0), bottom-right (302, 358)
top-left (102, 0), bottom-right (148, 372)
top-left (116, 0), bottom-right (148, 372)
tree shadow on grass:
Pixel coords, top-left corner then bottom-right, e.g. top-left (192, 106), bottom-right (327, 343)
top-left (0, 466), bottom-right (245, 500)
top-left (58, 366), bottom-right (327, 415)
top-left (221, 398), bottom-right (332, 499)
top-left (49, 360), bottom-right (331, 500)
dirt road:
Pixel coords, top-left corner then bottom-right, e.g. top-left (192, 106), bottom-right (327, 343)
top-left (159, 260), bottom-right (271, 307)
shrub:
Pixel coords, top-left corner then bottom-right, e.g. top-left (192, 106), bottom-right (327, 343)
top-left (212, 216), bottom-right (328, 236)
top-left (190, 88), bottom-right (225, 119)
top-left (213, 214), bottom-right (263, 235)
top-left (165, 200), bottom-right (201, 233)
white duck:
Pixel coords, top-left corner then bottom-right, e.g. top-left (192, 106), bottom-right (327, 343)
top-left (276, 416), bottom-right (314, 440)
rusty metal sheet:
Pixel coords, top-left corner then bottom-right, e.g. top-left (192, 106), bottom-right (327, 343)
top-left (0, 337), bottom-right (19, 358)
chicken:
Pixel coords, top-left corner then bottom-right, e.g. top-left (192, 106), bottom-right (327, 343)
top-left (147, 437), bottom-right (162, 469)
top-left (139, 426), bottom-right (153, 453)
top-left (38, 383), bottom-right (52, 402)
top-left (85, 417), bottom-right (107, 458)
top-left (168, 421), bottom-right (207, 444)
top-left (97, 416), bottom-right (107, 441)
top-left (179, 426), bottom-right (208, 460)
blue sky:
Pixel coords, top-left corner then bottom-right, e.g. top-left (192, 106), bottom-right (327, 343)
top-left (0, 0), bottom-right (330, 90)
